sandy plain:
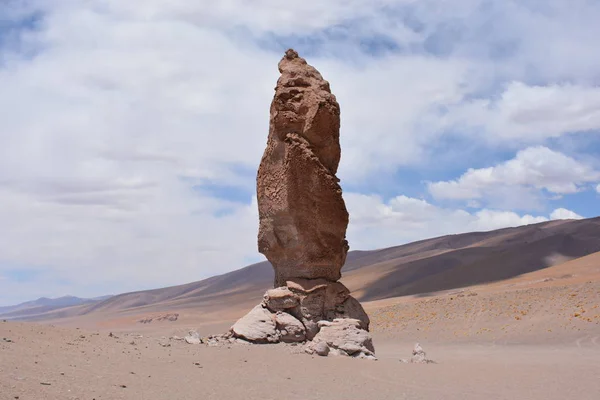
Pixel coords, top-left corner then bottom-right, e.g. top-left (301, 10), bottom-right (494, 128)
top-left (2, 252), bottom-right (599, 400)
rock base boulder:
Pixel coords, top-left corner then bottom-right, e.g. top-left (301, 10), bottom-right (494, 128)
top-left (305, 319), bottom-right (376, 359)
top-left (229, 279), bottom-right (374, 358)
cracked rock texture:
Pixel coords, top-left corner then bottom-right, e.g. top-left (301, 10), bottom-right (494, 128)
top-left (229, 49), bottom-right (374, 358)
top-left (229, 280), bottom-right (373, 358)
top-left (305, 319), bottom-right (376, 359)
top-left (257, 48), bottom-right (349, 288)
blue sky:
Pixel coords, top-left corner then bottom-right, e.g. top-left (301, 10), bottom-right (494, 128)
top-left (0, 0), bottom-right (599, 305)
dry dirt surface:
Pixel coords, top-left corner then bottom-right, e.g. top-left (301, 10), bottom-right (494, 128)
top-left (367, 251), bottom-right (600, 345)
top-left (1, 321), bottom-right (600, 400)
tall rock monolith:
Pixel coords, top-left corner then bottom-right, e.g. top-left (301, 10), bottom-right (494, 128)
top-left (229, 49), bottom-right (374, 359)
top-left (257, 48), bottom-right (349, 288)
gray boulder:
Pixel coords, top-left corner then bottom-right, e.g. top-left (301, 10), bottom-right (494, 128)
top-left (307, 318), bottom-right (375, 358)
top-left (231, 305), bottom-right (279, 343)
top-left (274, 312), bottom-right (306, 343)
top-left (263, 287), bottom-right (299, 312)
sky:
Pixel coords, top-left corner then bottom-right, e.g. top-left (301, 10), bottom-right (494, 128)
top-left (1, 0), bottom-right (599, 305)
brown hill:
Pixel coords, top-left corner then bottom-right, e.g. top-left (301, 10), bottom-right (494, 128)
top-left (343, 217), bottom-right (600, 301)
top-left (365, 249), bottom-right (600, 345)
top-left (0, 296), bottom-right (110, 319)
top-left (15, 216), bottom-right (600, 322)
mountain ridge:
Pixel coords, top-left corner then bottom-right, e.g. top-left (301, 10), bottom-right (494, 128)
top-left (5, 216), bottom-right (600, 321)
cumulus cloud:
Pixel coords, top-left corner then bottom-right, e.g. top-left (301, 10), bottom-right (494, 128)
top-left (345, 193), bottom-right (581, 250)
top-left (428, 147), bottom-right (600, 209)
top-left (550, 208), bottom-right (584, 220)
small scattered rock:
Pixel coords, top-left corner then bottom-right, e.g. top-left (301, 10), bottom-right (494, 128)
top-left (314, 342), bottom-right (330, 356)
top-left (400, 343), bottom-right (436, 364)
top-left (184, 330), bottom-right (202, 345)
top-left (40, 382), bottom-right (51, 386)
top-left (138, 313), bottom-right (179, 324)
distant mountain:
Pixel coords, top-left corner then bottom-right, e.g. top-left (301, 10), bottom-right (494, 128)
top-left (91, 295), bottom-right (114, 302)
top-left (0, 295), bottom-right (113, 319)
top-left (10, 216), bottom-right (600, 322)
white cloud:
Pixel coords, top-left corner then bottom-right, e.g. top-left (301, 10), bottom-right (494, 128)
top-left (448, 82), bottom-right (600, 142)
top-left (596, 184), bottom-right (600, 194)
top-left (550, 208), bottom-right (584, 220)
top-left (66, 0), bottom-right (411, 35)
top-left (1, 1), bottom-right (600, 304)
top-left (346, 193), bottom-right (587, 250)
top-left (428, 147), bottom-right (600, 209)
top-left (344, 193), bottom-right (566, 250)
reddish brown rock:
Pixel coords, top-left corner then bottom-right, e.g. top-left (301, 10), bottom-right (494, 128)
top-left (228, 50), bottom-right (374, 358)
top-left (257, 48), bottom-right (349, 287)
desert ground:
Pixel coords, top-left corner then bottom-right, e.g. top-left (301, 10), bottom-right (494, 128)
top-left (2, 323), bottom-right (599, 400)
top-left (2, 252), bottom-right (599, 400)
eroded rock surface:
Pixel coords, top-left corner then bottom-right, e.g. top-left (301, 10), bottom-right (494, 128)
top-left (263, 287), bottom-right (299, 312)
top-left (285, 278), bottom-right (369, 340)
top-left (274, 311), bottom-right (306, 343)
top-left (230, 280), bottom-right (372, 356)
top-left (306, 319), bottom-right (376, 359)
top-left (257, 48), bottom-right (349, 287)
top-left (228, 49), bottom-right (374, 358)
